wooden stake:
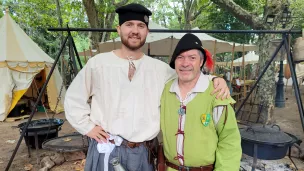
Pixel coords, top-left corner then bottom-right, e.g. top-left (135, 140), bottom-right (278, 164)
top-left (97, 44), bottom-right (101, 53)
top-left (242, 45), bottom-right (246, 97)
top-left (213, 40), bottom-right (217, 74)
top-left (89, 46), bottom-right (93, 57)
top-left (83, 49), bottom-right (87, 64)
top-left (112, 38), bottom-right (116, 50)
top-left (230, 43), bottom-right (235, 82)
top-left (168, 36), bottom-right (174, 62)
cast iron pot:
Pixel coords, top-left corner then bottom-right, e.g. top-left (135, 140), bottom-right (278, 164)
top-left (17, 118), bottom-right (64, 132)
top-left (240, 125), bottom-right (300, 160)
top-left (17, 118), bottom-right (64, 149)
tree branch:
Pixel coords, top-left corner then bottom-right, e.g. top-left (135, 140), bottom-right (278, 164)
top-left (114, 0), bottom-right (128, 7)
top-left (191, 1), bottom-right (211, 21)
top-left (210, 0), bottom-right (264, 29)
top-left (173, 2), bottom-right (182, 19)
top-left (173, 2), bottom-right (183, 29)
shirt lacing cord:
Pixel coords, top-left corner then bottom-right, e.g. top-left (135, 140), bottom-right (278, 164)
top-left (174, 154), bottom-right (184, 162)
top-left (175, 129), bottom-right (185, 136)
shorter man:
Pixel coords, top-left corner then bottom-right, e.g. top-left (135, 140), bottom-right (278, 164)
top-left (159, 33), bottom-right (241, 171)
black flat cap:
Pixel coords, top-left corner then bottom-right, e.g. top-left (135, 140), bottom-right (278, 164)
top-left (169, 33), bottom-right (206, 69)
top-left (115, 3), bottom-right (152, 26)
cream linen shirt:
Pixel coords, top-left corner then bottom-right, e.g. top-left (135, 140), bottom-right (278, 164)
top-left (64, 52), bottom-right (214, 142)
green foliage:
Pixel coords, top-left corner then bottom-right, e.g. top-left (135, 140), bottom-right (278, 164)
top-left (203, 0), bottom-right (256, 44)
top-left (150, 0), bottom-right (179, 28)
top-left (290, 0), bottom-right (304, 30)
top-left (2, 0), bottom-right (89, 59)
top-left (74, 34), bottom-right (90, 52)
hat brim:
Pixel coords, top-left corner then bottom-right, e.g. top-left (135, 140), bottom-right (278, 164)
top-left (169, 47), bottom-right (206, 69)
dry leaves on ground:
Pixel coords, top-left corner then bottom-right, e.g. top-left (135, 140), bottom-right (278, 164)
top-left (24, 163), bottom-right (33, 170)
top-left (74, 159), bottom-right (86, 171)
top-left (63, 138), bottom-right (72, 142)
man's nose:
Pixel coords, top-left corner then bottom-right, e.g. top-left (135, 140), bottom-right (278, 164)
top-left (181, 58), bottom-right (190, 67)
top-left (131, 25), bottom-right (139, 33)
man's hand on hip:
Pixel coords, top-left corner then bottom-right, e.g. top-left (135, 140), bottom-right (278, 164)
top-left (86, 126), bottom-right (110, 143)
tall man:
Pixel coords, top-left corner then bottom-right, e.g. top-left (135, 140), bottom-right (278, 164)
top-left (160, 33), bottom-right (241, 171)
top-left (64, 3), bottom-right (230, 171)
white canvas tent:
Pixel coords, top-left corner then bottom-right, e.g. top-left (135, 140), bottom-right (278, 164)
top-left (232, 52), bottom-right (259, 66)
top-left (0, 12), bottom-right (65, 121)
top-left (79, 21), bottom-right (257, 56)
top-left (216, 51), bottom-right (289, 67)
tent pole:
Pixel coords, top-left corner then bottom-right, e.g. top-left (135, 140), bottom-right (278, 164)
top-left (148, 43), bottom-right (151, 56)
top-left (168, 36), bottom-right (174, 62)
top-left (230, 43), bottom-right (235, 82)
top-left (242, 45), bottom-right (246, 98)
top-left (5, 35), bottom-right (69, 171)
top-left (83, 49), bottom-right (87, 64)
top-left (112, 38), bottom-right (116, 50)
top-left (213, 40), bottom-right (217, 74)
top-left (89, 46), bottom-right (93, 57)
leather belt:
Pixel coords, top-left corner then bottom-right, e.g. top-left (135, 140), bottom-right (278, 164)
top-left (109, 139), bottom-right (145, 148)
top-left (166, 161), bottom-right (214, 171)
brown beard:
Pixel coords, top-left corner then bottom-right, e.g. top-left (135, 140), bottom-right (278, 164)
top-left (121, 35), bottom-right (146, 51)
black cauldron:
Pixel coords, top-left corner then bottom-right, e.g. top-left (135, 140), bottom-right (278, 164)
top-left (240, 125), bottom-right (300, 160)
top-left (17, 118), bottom-right (64, 149)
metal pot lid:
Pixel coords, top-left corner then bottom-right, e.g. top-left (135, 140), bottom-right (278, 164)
top-left (240, 125), bottom-right (292, 144)
top-left (42, 132), bottom-right (88, 152)
top-left (18, 118), bottom-right (64, 131)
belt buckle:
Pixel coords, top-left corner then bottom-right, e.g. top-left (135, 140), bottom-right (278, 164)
top-left (128, 142), bottom-right (136, 148)
top-left (178, 166), bottom-right (190, 171)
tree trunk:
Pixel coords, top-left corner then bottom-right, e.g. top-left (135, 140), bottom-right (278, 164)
top-left (102, 12), bottom-right (116, 42)
top-left (101, 0), bottom-right (128, 42)
top-left (82, 0), bottom-right (102, 49)
top-left (54, 0), bottom-right (63, 41)
top-left (256, 33), bottom-right (276, 124)
top-left (54, 0), bottom-right (65, 80)
top-left (182, 0), bottom-right (208, 30)
top-left (184, 21), bottom-right (192, 30)
top-left (209, 0), bottom-right (287, 123)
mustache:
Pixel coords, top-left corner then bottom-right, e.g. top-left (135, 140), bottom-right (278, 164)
top-left (128, 34), bottom-right (141, 39)
top-left (179, 67), bottom-right (193, 71)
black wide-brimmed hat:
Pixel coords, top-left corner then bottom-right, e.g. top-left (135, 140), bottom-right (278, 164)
top-left (169, 33), bottom-right (207, 69)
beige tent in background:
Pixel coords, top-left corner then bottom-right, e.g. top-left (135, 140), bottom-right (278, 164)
top-left (216, 51), bottom-right (260, 66)
top-left (79, 21), bottom-right (257, 56)
top-left (0, 11), bottom-right (65, 121)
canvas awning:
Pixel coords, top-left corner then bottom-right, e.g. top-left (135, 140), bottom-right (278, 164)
top-left (216, 52), bottom-right (259, 66)
top-left (79, 21), bottom-right (257, 57)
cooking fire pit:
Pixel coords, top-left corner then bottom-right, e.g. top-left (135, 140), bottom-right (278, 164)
top-left (17, 118), bottom-right (64, 162)
top-left (240, 124), bottom-right (301, 171)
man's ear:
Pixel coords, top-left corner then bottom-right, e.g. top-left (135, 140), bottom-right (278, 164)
top-left (200, 58), bottom-right (204, 68)
top-left (116, 25), bottom-right (121, 36)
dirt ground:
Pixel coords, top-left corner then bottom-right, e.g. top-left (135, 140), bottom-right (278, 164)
top-left (1, 86), bottom-right (304, 171)
top-left (0, 113), bottom-right (78, 171)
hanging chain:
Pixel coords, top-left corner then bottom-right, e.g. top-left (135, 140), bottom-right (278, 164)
top-left (52, 81), bottom-right (65, 118)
